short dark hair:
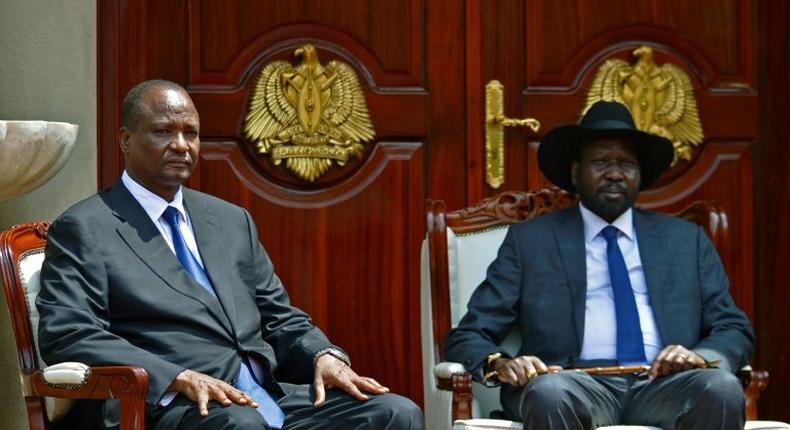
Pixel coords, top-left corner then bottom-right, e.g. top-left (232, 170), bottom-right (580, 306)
top-left (120, 80), bottom-right (189, 130)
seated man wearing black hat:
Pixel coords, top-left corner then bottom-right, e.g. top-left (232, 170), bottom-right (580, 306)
top-left (444, 101), bottom-right (754, 429)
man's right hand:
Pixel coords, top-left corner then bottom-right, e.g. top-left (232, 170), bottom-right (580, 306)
top-left (491, 356), bottom-right (562, 386)
top-left (168, 369), bottom-right (258, 416)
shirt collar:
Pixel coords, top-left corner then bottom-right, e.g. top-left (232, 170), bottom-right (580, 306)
top-left (121, 170), bottom-right (187, 222)
top-left (579, 203), bottom-right (634, 244)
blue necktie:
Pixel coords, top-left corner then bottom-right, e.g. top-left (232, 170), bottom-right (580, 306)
top-left (601, 226), bottom-right (647, 365)
top-left (162, 207), bottom-right (215, 295)
top-left (161, 207), bottom-right (285, 429)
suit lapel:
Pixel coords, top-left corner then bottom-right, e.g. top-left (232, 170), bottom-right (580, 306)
top-left (553, 205), bottom-right (587, 354)
top-left (107, 182), bottom-right (234, 334)
top-left (183, 189), bottom-right (239, 337)
top-left (634, 210), bottom-right (671, 345)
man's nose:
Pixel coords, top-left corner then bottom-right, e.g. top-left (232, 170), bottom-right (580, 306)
top-left (603, 163), bottom-right (625, 180)
top-left (170, 132), bottom-right (189, 152)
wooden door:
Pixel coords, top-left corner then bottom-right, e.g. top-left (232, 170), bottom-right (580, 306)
top-left (461, 1), bottom-right (789, 419)
top-left (464, 0), bottom-right (756, 324)
top-left (97, 0), bottom-right (787, 419)
top-left (98, 0), bottom-right (471, 405)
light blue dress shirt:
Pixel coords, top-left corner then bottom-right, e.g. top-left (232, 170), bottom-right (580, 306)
top-left (578, 204), bottom-right (664, 363)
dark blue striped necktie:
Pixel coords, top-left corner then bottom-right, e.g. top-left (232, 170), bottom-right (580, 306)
top-left (601, 226), bottom-right (647, 364)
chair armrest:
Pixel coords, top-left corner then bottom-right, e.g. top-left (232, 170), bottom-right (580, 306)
top-left (434, 361), bottom-right (473, 421)
top-left (738, 366), bottom-right (769, 421)
top-left (23, 364), bottom-right (148, 430)
top-left (435, 362), bottom-right (468, 381)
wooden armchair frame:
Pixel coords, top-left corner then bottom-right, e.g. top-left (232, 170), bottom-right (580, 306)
top-left (425, 187), bottom-right (769, 423)
top-left (0, 222), bottom-right (148, 430)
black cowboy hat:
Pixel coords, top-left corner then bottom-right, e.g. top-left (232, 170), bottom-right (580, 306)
top-left (537, 101), bottom-right (674, 192)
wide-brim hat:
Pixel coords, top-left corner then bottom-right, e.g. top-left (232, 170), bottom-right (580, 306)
top-left (537, 101), bottom-right (674, 192)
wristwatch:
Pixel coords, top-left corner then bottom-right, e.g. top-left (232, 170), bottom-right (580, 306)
top-left (314, 347), bottom-right (351, 367)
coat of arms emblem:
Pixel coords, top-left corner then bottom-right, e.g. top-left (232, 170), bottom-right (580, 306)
top-left (584, 45), bottom-right (704, 164)
top-left (244, 44), bottom-right (376, 181)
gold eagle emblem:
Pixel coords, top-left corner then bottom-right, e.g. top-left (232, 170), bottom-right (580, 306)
top-left (244, 44), bottom-right (375, 181)
top-left (583, 45), bottom-right (703, 163)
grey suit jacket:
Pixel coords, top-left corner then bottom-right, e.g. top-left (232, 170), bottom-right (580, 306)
top-left (37, 181), bottom-right (335, 408)
top-left (444, 205), bottom-right (755, 380)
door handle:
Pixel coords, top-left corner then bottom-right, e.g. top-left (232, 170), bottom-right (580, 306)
top-left (485, 80), bottom-right (541, 189)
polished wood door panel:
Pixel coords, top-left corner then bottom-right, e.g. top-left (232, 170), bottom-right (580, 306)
top-left (192, 0), bottom-right (423, 87)
top-left (468, 0), bottom-right (757, 199)
top-left (191, 141), bottom-right (425, 398)
top-left (468, 0), bottom-right (757, 318)
top-left (755, 0), bottom-right (790, 420)
top-left (525, 0), bottom-right (754, 88)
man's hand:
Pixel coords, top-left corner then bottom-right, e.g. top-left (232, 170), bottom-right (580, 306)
top-left (313, 353), bottom-right (389, 407)
top-left (649, 345), bottom-right (706, 378)
top-left (492, 356), bottom-right (563, 386)
top-left (168, 369), bottom-right (258, 416)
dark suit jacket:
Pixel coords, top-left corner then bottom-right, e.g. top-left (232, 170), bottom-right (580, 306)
top-left (444, 205), bottom-right (755, 380)
top-left (37, 181), bottom-right (336, 409)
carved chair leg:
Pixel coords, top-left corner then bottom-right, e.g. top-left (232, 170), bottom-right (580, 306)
top-left (741, 369), bottom-right (769, 421)
top-left (119, 396), bottom-right (147, 430)
top-left (451, 373), bottom-right (473, 421)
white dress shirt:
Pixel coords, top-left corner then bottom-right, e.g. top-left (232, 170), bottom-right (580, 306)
top-left (578, 204), bottom-right (664, 363)
top-left (121, 171), bottom-right (204, 268)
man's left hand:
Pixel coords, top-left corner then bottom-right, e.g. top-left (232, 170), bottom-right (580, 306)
top-left (649, 344), bottom-right (706, 378)
top-left (313, 354), bottom-right (389, 407)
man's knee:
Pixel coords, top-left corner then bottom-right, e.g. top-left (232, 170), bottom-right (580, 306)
top-left (365, 393), bottom-right (424, 429)
top-left (522, 373), bottom-right (581, 410)
top-left (209, 404), bottom-right (269, 430)
top-left (690, 369), bottom-right (744, 408)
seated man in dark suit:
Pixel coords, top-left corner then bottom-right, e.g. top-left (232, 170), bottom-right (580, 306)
top-left (444, 101), bottom-right (754, 430)
top-left (36, 79), bottom-right (423, 430)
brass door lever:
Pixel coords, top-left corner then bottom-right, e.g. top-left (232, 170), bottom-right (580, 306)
top-left (485, 80), bottom-right (540, 189)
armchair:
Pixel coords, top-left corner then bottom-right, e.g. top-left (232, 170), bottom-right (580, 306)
top-left (0, 222), bottom-right (148, 430)
top-left (421, 188), bottom-right (783, 430)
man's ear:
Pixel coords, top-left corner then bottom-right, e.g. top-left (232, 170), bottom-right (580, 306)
top-left (570, 160), bottom-right (579, 187)
top-left (119, 127), bottom-right (131, 154)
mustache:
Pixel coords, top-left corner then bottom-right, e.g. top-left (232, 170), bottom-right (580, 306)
top-left (596, 183), bottom-right (627, 194)
top-left (164, 156), bottom-right (192, 164)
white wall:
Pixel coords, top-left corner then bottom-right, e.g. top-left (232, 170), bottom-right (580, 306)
top-left (0, 1), bottom-right (97, 428)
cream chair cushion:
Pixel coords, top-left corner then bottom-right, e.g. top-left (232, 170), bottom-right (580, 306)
top-left (450, 227), bottom-right (522, 417)
top-left (19, 249), bottom-right (74, 423)
top-left (452, 419), bottom-right (661, 430)
top-left (423, 227), bottom-right (517, 429)
top-left (450, 419), bottom-right (790, 429)
top-left (745, 422), bottom-right (790, 429)
top-left (447, 227), bottom-right (509, 325)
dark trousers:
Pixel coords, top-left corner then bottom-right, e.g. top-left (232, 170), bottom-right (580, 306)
top-left (63, 384), bottom-right (424, 430)
top-left (500, 368), bottom-right (744, 430)
top-left (148, 383), bottom-right (423, 430)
